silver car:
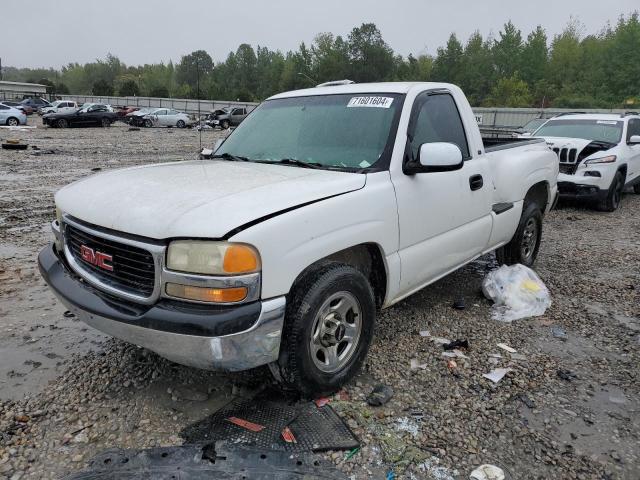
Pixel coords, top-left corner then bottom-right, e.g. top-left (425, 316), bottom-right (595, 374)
top-left (0, 103), bottom-right (28, 126)
top-left (144, 108), bottom-right (193, 128)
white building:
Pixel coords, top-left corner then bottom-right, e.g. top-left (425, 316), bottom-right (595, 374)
top-left (0, 80), bottom-right (48, 100)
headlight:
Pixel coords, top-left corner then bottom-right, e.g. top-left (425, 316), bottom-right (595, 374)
top-left (585, 155), bottom-right (616, 164)
top-left (166, 240), bottom-right (260, 275)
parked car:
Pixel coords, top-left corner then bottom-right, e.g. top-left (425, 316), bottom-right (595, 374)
top-left (115, 106), bottom-right (139, 118)
top-left (42, 104), bottom-right (118, 128)
top-left (0, 103), bottom-right (28, 126)
top-left (518, 118), bottom-right (549, 137)
top-left (39, 82), bottom-right (557, 395)
top-left (531, 113), bottom-right (640, 211)
top-left (39, 100), bottom-right (78, 115)
top-left (20, 97), bottom-right (51, 115)
top-left (143, 108), bottom-right (193, 128)
top-left (125, 107), bottom-right (154, 126)
top-left (206, 106), bottom-right (248, 129)
top-left (1, 101), bottom-right (29, 114)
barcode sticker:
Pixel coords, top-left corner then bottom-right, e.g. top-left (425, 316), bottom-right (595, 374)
top-left (347, 96), bottom-right (394, 108)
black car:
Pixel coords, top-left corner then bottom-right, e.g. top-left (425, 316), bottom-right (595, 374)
top-left (43, 104), bottom-right (118, 128)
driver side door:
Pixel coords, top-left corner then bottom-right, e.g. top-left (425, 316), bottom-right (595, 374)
top-left (391, 91), bottom-right (493, 298)
top-left (625, 119), bottom-right (640, 184)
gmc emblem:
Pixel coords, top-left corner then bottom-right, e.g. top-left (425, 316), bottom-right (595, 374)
top-left (80, 245), bottom-right (113, 271)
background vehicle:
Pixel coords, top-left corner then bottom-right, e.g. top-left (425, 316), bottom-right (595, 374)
top-left (532, 113), bottom-right (640, 211)
top-left (0, 103), bottom-right (28, 126)
top-left (39, 100), bottom-right (78, 115)
top-left (20, 97), bottom-right (51, 115)
top-left (125, 107), bottom-right (153, 126)
top-left (143, 108), bottom-right (193, 128)
top-left (207, 107), bottom-right (248, 129)
top-left (40, 82), bottom-right (557, 396)
top-left (518, 117), bottom-right (548, 137)
top-left (42, 104), bottom-right (117, 128)
top-left (1, 101), bottom-right (29, 114)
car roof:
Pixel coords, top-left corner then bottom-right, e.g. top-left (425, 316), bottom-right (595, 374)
top-left (268, 81), bottom-right (457, 100)
top-left (548, 113), bottom-right (627, 122)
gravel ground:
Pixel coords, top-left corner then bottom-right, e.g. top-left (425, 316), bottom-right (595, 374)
top-left (0, 118), bottom-right (639, 479)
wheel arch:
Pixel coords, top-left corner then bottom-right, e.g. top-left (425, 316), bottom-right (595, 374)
top-left (524, 181), bottom-right (550, 213)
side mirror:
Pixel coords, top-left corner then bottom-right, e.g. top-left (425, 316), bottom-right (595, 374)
top-left (405, 142), bottom-right (463, 174)
top-left (213, 139), bottom-right (224, 152)
top-left (628, 135), bottom-right (640, 145)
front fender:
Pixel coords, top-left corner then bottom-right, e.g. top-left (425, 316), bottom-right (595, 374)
top-left (229, 172), bottom-right (399, 300)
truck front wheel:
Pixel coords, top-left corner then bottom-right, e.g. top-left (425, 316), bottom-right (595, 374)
top-left (599, 171), bottom-right (624, 212)
top-left (496, 202), bottom-right (542, 267)
top-left (275, 262), bottom-right (375, 397)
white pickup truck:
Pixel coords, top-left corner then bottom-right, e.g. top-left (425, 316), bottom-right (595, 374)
top-left (39, 82), bottom-right (558, 395)
top-left (532, 113), bottom-right (640, 211)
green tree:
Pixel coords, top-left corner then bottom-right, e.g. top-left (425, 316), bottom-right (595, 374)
top-left (459, 32), bottom-right (494, 105)
top-left (347, 23), bottom-right (395, 82)
top-left (176, 50), bottom-right (214, 94)
top-left (148, 85), bottom-right (169, 98)
top-left (92, 79), bottom-right (114, 96)
top-left (520, 26), bottom-right (548, 86)
top-left (493, 21), bottom-right (524, 78)
top-left (118, 79), bottom-right (140, 96)
top-left (431, 33), bottom-right (464, 83)
top-left (311, 33), bottom-right (350, 82)
top-left (485, 74), bottom-right (532, 107)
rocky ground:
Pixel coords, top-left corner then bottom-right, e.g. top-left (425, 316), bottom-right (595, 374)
top-left (0, 118), bottom-right (638, 479)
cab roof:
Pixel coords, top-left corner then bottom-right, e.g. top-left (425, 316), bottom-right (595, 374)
top-left (549, 113), bottom-right (631, 122)
top-left (267, 82), bottom-right (458, 100)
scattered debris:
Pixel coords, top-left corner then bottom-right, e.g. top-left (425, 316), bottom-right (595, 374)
top-left (344, 447), bottom-right (359, 460)
top-left (410, 358), bottom-right (428, 370)
top-left (469, 464), bottom-right (506, 480)
top-left (496, 343), bottom-right (517, 353)
top-left (91, 167), bottom-right (102, 172)
top-left (366, 384), bottom-right (394, 406)
top-left (128, 127), bottom-right (140, 131)
top-left (282, 426), bottom-right (297, 443)
top-left (509, 353), bottom-right (527, 361)
top-left (2, 139), bottom-right (28, 150)
top-left (452, 298), bottom-right (466, 310)
top-left (551, 325), bottom-right (568, 341)
top-left (518, 394), bottom-right (535, 409)
top-left (482, 264), bottom-right (551, 322)
top-left (419, 330), bottom-right (430, 337)
top-left (226, 416), bottom-right (265, 433)
top-left (488, 353), bottom-right (503, 359)
top-left (557, 369), bottom-right (577, 381)
top-left (63, 310), bottom-right (75, 318)
top-left (443, 339), bottom-right (469, 351)
top-left (482, 368), bottom-right (512, 383)
top-left (446, 359), bottom-right (458, 373)
top-left (430, 337), bottom-right (451, 345)
top-left (315, 397), bottom-right (331, 408)
top-left (442, 350), bottom-right (469, 359)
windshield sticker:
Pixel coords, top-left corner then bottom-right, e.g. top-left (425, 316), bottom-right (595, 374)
top-left (597, 120), bottom-right (618, 125)
top-left (359, 160), bottom-right (371, 168)
top-left (347, 96), bottom-right (394, 108)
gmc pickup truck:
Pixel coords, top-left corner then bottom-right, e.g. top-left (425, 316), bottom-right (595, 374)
top-left (39, 82), bottom-right (558, 395)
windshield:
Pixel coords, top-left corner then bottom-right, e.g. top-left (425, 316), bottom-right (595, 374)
top-left (216, 93), bottom-right (404, 171)
top-left (534, 119), bottom-right (623, 143)
top-left (522, 118), bottom-right (546, 133)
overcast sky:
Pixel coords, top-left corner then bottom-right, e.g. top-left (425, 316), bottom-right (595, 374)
top-left (3, 0), bottom-right (638, 68)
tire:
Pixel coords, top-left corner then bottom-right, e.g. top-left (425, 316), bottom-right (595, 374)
top-left (275, 262), bottom-right (376, 397)
top-left (221, 119), bottom-right (230, 129)
top-left (176, 120), bottom-right (186, 128)
top-left (144, 119), bottom-right (153, 128)
top-left (496, 202), bottom-right (543, 267)
top-left (101, 117), bottom-right (111, 127)
top-left (634, 183), bottom-right (640, 194)
top-left (599, 171), bottom-right (624, 212)
top-left (57, 118), bottom-right (68, 128)
top-left (6, 117), bottom-right (19, 127)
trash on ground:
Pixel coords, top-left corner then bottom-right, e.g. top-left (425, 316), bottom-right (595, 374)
top-left (366, 384), bottom-right (394, 406)
top-left (91, 167), bottom-right (102, 172)
top-left (2, 139), bottom-right (28, 150)
top-left (419, 330), bottom-right (430, 337)
top-left (386, 469), bottom-right (396, 480)
top-left (496, 343), bottom-right (517, 353)
top-left (181, 390), bottom-right (359, 453)
top-left (128, 127), bottom-right (140, 131)
top-left (482, 368), bottom-right (512, 383)
top-left (344, 447), bottom-right (359, 460)
top-left (509, 353), bottom-right (527, 361)
top-left (62, 442), bottom-right (348, 479)
top-left (442, 350), bottom-right (469, 359)
top-left (227, 416), bottom-right (265, 432)
top-left (469, 463), bottom-right (506, 480)
top-left (518, 394), bottom-right (535, 409)
top-left (482, 264), bottom-right (551, 322)
top-left (443, 339), bottom-right (469, 351)
top-left (488, 353), bottom-right (503, 358)
top-left (315, 397), bottom-right (331, 408)
top-left (557, 368), bottom-right (577, 381)
top-left (430, 336), bottom-right (451, 345)
top-left (282, 426), bottom-right (297, 443)
top-left (446, 359), bottom-right (458, 373)
top-left (551, 325), bottom-right (568, 341)
top-left (452, 298), bottom-right (466, 310)
top-left (410, 358), bottom-right (428, 370)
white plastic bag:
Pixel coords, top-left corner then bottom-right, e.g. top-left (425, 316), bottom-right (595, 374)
top-left (482, 264), bottom-right (551, 322)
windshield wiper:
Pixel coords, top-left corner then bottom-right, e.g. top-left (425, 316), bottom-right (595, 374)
top-left (268, 158), bottom-right (324, 169)
top-left (211, 152), bottom-right (252, 162)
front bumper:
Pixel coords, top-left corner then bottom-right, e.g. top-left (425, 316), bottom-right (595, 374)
top-left (38, 244), bottom-right (285, 371)
top-left (557, 181), bottom-right (607, 201)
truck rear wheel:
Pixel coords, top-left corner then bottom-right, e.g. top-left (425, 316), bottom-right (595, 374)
top-left (634, 183), bottom-right (640, 194)
top-left (495, 202), bottom-right (542, 267)
top-left (275, 262), bottom-right (375, 397)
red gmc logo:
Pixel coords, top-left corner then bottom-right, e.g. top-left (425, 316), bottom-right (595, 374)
top-left (80, 245), bottom-right (113, 271)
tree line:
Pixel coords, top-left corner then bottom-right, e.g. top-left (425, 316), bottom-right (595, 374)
top-left (3, 13), bottom-right (639, 108)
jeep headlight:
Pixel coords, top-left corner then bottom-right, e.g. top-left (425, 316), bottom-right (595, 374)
top-left (584, 155), bottom-right (616, 164)
top-left (166, 240), bottom-right (260, 275)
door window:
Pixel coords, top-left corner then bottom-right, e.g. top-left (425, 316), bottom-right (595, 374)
top-left (410, 93), bottom-right (470, 160)
top-left (0, 105), bottom-right (9, 110)
top-left (627, 119), bottom-right (640, 141)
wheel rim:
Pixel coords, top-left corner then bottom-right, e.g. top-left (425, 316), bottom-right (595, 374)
top-left (8, 118), bottom-right (18, 126)
top-left (309, 291), bottom-right (362, 374)
top-left (177, 121), bottom-right (185, 128)
top-left (521, 217), bottom-right (538, 261)
top-left (58, 119), bottom-right (66, 128)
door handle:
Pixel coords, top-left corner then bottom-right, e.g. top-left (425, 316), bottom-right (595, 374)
top-left (469, 174), bottom-right (484, 191)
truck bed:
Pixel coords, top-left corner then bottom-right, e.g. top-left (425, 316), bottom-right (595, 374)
top-left (483, 137), bottom-right (545, 152)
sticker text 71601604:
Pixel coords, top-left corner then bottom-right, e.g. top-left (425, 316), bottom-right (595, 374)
top-left (347, 96), bottom-right (394, 108)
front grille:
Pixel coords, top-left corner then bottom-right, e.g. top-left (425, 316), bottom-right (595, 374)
top-left (553, 147), bottom-right (580, 175)
top-left (65, 224), bottom-right (156, 297)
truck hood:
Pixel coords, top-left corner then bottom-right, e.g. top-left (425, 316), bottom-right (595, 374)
top-left (55, 160), bottom-right (366, 239)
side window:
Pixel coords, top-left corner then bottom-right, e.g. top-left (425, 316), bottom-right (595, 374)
top-left (0, 105), bottom-right (9, 110)
top-left (411, 93), bottom-right (470, 160)
top-left (627, 119), bottom-right (640, 141)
